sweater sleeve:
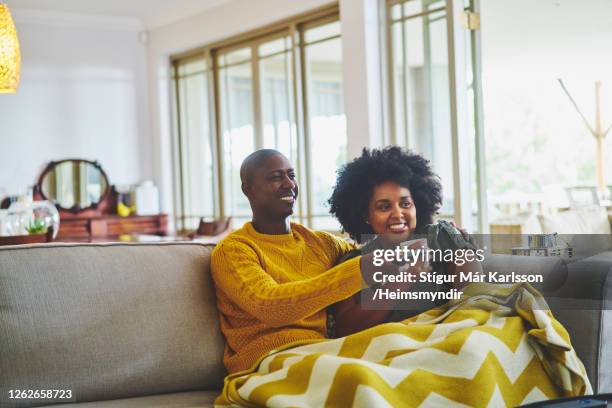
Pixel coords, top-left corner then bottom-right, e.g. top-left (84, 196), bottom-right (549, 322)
top-left (211, 240), bottom-right (364, 327)
top-left (315, 231), bottom-right (356, 263)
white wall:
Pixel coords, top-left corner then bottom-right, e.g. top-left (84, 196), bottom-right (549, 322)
top-left (0, 10), bottom-right (151, 198)
top-left (146, 0), bottom-right (384, 220)
top-left (0, 0), bottom-right (385, 219)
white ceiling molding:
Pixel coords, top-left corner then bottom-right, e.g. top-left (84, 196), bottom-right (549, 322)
top-left (11, 8), bottom-right (144, 31)
top-left (7, 0), bottom-right (233, 31)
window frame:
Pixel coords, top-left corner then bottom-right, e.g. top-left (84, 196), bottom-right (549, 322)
top-left (170, 5), bottom-right (343, 231)
top-left (384, 0), bottom-right (487, 231)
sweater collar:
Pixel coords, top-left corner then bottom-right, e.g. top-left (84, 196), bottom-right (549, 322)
top-left (245, 222), bottom-right (298, 243)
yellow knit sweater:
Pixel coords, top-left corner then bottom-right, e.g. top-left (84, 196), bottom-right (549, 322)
top-left (211, 222), bottom-right (363, 373)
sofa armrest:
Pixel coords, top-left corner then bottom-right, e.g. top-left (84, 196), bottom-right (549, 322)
top-left (546, 259), bottom-right (612, 393)
top-left (483, 253), bottom-right (612, 392)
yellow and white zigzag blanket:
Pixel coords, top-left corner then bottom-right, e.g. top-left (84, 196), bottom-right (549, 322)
top-left (216, 283), bottom-right (592, 407)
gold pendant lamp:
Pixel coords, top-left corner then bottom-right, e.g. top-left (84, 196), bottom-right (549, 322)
top-left (0, 3), bottom-right (20, 93)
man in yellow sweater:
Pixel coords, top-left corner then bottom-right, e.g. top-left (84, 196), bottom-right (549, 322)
top-left (211, 149), bottom-right (390, 374)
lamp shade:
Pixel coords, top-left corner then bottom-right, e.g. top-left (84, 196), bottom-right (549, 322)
top-left (0, 3), bottom-right (20, 93)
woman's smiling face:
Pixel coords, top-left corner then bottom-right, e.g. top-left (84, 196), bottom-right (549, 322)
top-left (367, 181), bottom-right (417, 243)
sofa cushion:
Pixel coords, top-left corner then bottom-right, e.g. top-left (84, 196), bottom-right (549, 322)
top-left (40, 390), bottom-right (218, 408)
top-left (0, 243), bottom-right (226, 408)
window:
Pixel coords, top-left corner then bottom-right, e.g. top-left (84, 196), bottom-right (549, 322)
top-left (302, 19), bottom-right (344, 230)
top-left (172, 8), bottom-right (344, 231)
top-left (481, 0), bottom-right (612, 219)
top-left (172, 57), bottom-right (216, 229)
top-left (386, 0), bottom-right (486, 231)
top-left (389, 0), bottom-right (454, 216)
top-left (218, 47), bottom-right (256, 226)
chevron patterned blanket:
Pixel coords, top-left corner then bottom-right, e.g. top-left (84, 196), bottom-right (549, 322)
top-left (215, 283), bottom-right (592, 407)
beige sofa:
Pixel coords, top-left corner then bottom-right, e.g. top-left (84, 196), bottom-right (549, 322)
top-left (1, 242), bottom-right (611, 407)
top-left (1, 243), bottom-right (225, 408)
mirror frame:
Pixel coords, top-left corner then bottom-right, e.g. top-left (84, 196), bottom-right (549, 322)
top-left (35, 159), bottom-right (111, 214)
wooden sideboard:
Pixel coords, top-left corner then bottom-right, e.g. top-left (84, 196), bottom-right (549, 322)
top-left (29, 159), bottom-right (169, 242)
top-left (57, 214), bottom-right (168, 240)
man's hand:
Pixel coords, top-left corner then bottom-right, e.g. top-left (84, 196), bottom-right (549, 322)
top-left (359, 252), bottom-right (400, 287)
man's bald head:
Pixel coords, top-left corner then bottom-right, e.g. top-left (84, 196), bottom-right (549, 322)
top-left (240, 149), bottom-right (287, 185)
top-left (240, 149), bottom-right (298, 223)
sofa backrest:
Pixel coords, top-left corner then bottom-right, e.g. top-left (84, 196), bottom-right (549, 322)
top-left (482, 253), bottom-right (569, 292)
top-left (0, 242), bottom-right (226, 407)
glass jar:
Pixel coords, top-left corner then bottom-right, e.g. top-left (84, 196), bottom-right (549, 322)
top-left (6, 200), bottom-right (60, 238)
top-left (31, 200), bottom-right (60, 238)
top-left (0, 209), bottom-right (8, 236)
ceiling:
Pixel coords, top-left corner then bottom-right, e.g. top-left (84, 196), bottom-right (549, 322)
top-left (4, 0), bottom-right (232, 29)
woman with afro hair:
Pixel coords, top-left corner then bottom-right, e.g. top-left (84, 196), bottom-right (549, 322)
top-left (329, 145), bottom-right (442, 242)
top-left (327, 146), bottom-right (480, 337)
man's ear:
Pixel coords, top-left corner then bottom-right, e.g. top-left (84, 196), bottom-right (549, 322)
top-left (241, 182), bottom-right (251, 198)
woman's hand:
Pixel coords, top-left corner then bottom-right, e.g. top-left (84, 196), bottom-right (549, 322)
top-left (447, 221), bottom-right (482, 290)
top-left (450, 221), bottom-right (471, 243)
top-left (397, 239), bottom-right (431, 276)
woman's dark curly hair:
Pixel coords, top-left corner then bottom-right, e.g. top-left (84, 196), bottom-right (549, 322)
top-left (329, 146), bottom-right (442, 243)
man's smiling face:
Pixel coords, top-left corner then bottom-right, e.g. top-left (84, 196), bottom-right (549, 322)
top-left (244, 153), bottom-right (298, 219)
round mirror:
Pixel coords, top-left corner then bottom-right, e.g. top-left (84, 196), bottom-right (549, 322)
top-left (39, 160), bottom-right (109, 211)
